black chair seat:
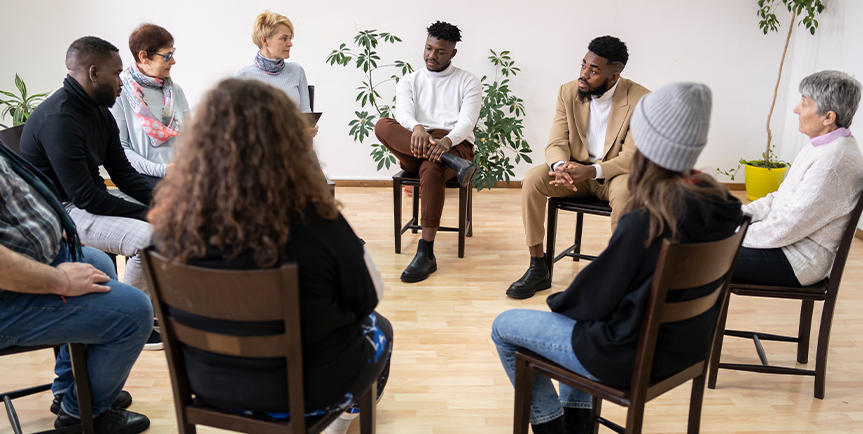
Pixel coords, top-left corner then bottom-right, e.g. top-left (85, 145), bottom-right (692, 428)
top-left (392, 170), bottom-right (472, 258)
top-left (546, 196), bottom-right (612, 281)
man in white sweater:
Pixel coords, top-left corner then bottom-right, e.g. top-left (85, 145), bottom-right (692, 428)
top-left (375, 21), bottom-right (481, 283)
top-left (734, 70), bottom-right (863, 287)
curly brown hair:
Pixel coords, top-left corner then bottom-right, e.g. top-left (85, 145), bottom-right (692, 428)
top-left (149, 78), bottom-right (338, 267)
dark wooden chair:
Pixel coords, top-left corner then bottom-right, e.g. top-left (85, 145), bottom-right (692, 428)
top-left (140, 248), bottom-right (376, 434)
top-left (308, 84), bottom-right (335, 198)
top-left (708, 191), bottom-right (863, 399)
top-left (514, 216), bottom-right (751, 434)
top-left (545, 197), bottom-right (612, 282)
top-left (0, 124), bottom-right (25, 154)
top-left (0, 344), bottom-right (94, 434)
top-left (393, 170), bottom-right (472, 258)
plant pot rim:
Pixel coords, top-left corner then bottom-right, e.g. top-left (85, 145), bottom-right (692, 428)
top-left (743, 161), bottom-right (788, 169)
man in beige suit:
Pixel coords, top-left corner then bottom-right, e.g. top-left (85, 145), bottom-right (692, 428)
top-left (507, 36), bottom-right (650, 300)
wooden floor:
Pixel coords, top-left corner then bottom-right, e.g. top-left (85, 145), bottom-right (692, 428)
top-left (2, 187), bottom-right (862, 434)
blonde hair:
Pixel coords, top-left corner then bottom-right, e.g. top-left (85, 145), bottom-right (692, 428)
top-left (251, 10), bottom-right (294, 49)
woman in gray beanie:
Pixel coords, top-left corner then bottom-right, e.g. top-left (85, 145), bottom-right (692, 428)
top-left (492, 82), bottom-right (744, 434)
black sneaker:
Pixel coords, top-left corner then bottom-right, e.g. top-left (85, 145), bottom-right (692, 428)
top-left (51, 390), bottom-right (132, 415)
top-left (55, 407), bottom-right (150, 434)
top-left (143, 326), bottom-right (163, 351)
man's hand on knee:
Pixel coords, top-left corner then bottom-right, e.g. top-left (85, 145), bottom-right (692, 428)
top-left (427, 137), bottom-right (453, 162)
top-left (411, 126), bottom-right (431, 158)
top-left (56, 263), bottom-right (111, 297)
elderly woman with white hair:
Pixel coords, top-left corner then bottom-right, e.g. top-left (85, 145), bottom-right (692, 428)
top-left (734, 70), bottom-right (863, 287)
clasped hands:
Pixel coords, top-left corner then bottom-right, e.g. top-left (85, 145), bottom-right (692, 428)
top-left (411, 126), bottom-right (452, 162)
top-left (548, 162), bottom-right (597, 191)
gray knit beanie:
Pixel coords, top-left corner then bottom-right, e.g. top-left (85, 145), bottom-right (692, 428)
top-left (630, 82), bottom-right (712, 172)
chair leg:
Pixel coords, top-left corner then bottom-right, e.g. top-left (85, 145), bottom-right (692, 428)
top-left (458, 185), bottom-right (467, 258)
top-left (512, 356), bottom-right (533, 434)
top-left (814, 296), bottom-right (839, 399)
top-left (411, 187), bottom-right (420, 234)
top-left (624, 401), bottom-right (645, 434)
top-left (797, 300), bottom-right (814, 364)
top-left (546, 204), bottom-right (559, 283)
top-left (573, 213), bottom-right (584, 262)
top-left (359, 380), bottom-right (377, 434)
top-left (394, 180), bottom-right (402, 254)
top-left (69, 343), bottom-right (94, 434)
top-left (687, 374), bottom-right (706, 434)
top-left (707, 292), bottom-right (731, 389)
top-left (590, 395), bottom-right (602, 434)
top-left (466, 187), bottom-right (473, 238)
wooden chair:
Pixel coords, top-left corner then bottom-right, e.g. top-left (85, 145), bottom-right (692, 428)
top-left (393, 170), bottom-right (473, 258)
top-left (140, 248), bottom-right (376, 434)
top-left (0, 124), bottom-right (25, 154)
top-left (708, 191), bottom-right (863, 399)
top-left (545, 197), bottom-right (612, 282)
top-left (514, 216), bottom-right (751, 434)
top-left (0, 343), bottom-right (94, 434)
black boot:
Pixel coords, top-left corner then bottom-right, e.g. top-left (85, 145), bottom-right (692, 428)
top-left (506, 255), bottom-right (551, 299)
top-left (563, 407), bottom-right (593, 434)
top-left (531, 415), bottom-right (565, 434)
top-left (55, 407), bottom-right (150, 434)
top-left (401, 239), bottom-right (437, 282)
top-left (439, 153), bottom-right (479, 187)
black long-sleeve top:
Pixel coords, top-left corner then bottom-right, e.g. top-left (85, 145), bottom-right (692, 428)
top-left (19, 75), bottom-right (152, 221)
top-left (161, 208), bottom-right (379, 412)
top-left (548, 187), bottom-right (742, 387)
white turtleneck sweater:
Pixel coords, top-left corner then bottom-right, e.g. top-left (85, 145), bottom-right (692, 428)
top-left (743, 133), bottom-right (863, 285)
top-left (394, 63), bottom-right (481, 146)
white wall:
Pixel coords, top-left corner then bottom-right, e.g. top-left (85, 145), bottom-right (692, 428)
top-left (776, 0), bottom-right (863, 231)
top-left (0, 0), bottom-right (827, 183)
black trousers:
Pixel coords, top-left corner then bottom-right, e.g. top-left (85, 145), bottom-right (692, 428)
top-left (733, 247), bottom-right (801, 287)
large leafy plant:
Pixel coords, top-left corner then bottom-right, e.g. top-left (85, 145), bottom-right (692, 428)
top-left (0, 74), bottom-right (50, 128)
top-left (473, 50), bottom-right (532, 191)
top-left (327, 30), bottom-right (414, 170)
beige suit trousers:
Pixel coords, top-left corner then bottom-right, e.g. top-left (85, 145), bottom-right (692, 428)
top-left (521, 164), bottom-right (631, 247)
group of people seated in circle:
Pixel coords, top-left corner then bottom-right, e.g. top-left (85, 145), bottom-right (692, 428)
top-left (0, 9), bottom-right (860, 434)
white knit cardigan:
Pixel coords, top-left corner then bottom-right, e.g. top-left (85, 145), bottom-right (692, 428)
top-left (742, 135), bottom-right (863, 285)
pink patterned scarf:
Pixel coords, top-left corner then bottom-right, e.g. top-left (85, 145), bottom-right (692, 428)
top-left (121, 63), bottom-right (180, 147)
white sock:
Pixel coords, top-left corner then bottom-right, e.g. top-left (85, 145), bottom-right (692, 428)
top-left (324, 411), bottom-right (359, 434)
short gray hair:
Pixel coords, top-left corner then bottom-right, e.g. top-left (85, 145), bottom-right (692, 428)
top-left (799, 71), bottom-right (862, 128)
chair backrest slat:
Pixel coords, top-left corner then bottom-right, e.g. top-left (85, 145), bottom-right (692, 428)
top-left (169, 319), bottom-right (288, 358)
top-left (660, 285), bottom-right (723, 324)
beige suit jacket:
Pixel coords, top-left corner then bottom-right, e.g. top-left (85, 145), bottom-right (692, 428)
top-left (545, 77), bottom-right (650, 181)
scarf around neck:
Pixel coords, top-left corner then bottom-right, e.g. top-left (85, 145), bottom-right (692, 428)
top-left (0, 143), bottom-right (83, 261)
top-left (254, 52), bottom-right (285, 75)
top-left (121, 63), bottom-right (180, 147)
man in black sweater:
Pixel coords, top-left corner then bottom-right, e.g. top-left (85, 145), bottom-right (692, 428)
top-left (20, 37), bottom-right (156, 336)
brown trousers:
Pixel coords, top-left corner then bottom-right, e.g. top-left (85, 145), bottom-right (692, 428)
top-left (375, 118), bottom-right (473, 228)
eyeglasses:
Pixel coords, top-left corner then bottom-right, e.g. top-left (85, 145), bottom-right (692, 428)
top-left (147, 48), bottom-right (176, 62)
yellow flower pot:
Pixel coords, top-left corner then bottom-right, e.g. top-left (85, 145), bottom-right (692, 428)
top-left (744, 164), bottom-right (787, 201)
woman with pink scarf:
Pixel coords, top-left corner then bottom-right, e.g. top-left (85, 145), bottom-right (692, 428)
top-left (112, 23), bottom-right (191, 188)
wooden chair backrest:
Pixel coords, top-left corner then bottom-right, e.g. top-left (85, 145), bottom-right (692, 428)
top-left (629, 215), bottom-right (751, 398)
top-left (0, 124), bottom-right (25, 153)
top-left (824, 189), bottom-right (863, 297)
top-left (141, 247), bottom-right (308, 431)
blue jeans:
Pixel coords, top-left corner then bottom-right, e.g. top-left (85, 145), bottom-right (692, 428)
top-left (0, 245), bottom-right (152, 417)
top-left (491, 309), bottom-right (596, 425)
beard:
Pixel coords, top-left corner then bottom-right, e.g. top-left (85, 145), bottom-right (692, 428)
top-left (94, 82), bottom-right (118, 107)
top-left (576, 77), bottom-right (610, 103)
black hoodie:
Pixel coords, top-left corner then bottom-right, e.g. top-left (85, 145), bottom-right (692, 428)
top-left (547, 185), bottom-right (742, 387)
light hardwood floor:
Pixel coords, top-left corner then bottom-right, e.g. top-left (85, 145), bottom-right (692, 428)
top-left (2, 187), bottom-right (862, 434)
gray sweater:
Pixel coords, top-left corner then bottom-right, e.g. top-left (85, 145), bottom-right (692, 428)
top-left (743, 135), bottom-right (863, 285)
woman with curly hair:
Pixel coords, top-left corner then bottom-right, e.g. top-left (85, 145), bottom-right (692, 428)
top-left (148, 78), bottom-right (389, 433)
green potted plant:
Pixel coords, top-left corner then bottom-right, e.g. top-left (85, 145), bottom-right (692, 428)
top-left (327, 32), bottom-right (533, 190)
top-left (0, 74), bottom-right (50, 128)
top-left (719, 0), bottom-right (824, 200)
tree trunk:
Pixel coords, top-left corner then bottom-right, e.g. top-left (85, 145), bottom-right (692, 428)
top-left (765, 10), bottom-right (797, 165)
